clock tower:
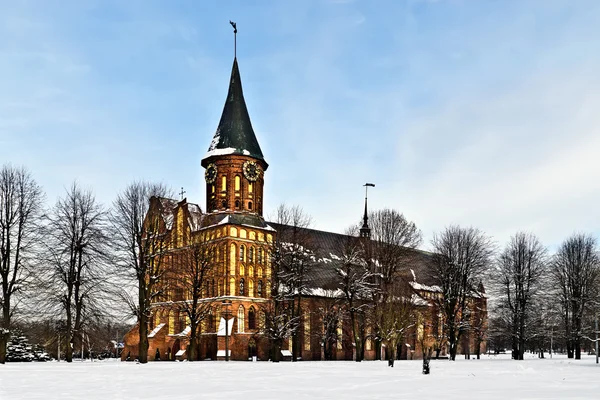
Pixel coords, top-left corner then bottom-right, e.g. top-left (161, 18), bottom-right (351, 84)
top-left (201, 56), bottom-right (268, 216)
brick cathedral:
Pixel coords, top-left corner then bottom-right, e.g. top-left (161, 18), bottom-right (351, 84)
top-left (122, 47), bottom-right (487, 362)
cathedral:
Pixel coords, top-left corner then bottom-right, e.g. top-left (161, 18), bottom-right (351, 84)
top-left (121, 46), bottom-right (487, 363)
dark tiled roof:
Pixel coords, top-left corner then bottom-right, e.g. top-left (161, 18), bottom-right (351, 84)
top-left (268, 223), bottom-right (439, 293)
top-left (202, 58), bottom-right (266, 166)
top-left (200, 212), bottom-right (274, 231)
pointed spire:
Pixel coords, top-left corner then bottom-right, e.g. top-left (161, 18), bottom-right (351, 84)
top-left (202, 26), bottom-right (267, 168)
top-left (360, 183), bottom-right (375, 239)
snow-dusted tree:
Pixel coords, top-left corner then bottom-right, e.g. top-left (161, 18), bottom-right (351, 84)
top-left (259, 300), bottom-right (299, 362)
top-left (550, 233), bottom-right (600, 359)
top-left (0, 165), bottom-right (43, 364)
top-left (314, 295), bottom-right (345, 360)
top-left (494, 232), bottom-right (547, 360)
top-left (430, 225), bottom-right (494, 361)
top-left (335, 226), bottom-right (377, 362)
top-left (165, 241), bottom-right (217, 361)
top-left (368, 208), bottom-right (422, 359)
top-left (110, 182), bottom-right (171, 364)
top-left (269, 204), bottom-right (315, 361)
top-left (41, 182), bottom-right (111, 362)
top-left (375, 278), bottom-right (415, 367)
top-left (6, 329), bottom-right (51, 362)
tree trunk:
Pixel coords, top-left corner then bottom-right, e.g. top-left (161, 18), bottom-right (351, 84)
top-left (138, 284), bottom-right (149, 363)
top-left (0, 331), bottom-right (8, 364)
top-left (188, 325), bottom-right (198, 362)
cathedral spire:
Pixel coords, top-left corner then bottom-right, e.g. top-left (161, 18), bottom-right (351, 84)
top-left (201, 23), bottom-right (267, 169)
top-left (360, 183), bottom-right (375, 239)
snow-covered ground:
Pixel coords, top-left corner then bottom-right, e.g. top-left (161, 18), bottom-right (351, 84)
top-left (1, 354), bottom-right (599, 400)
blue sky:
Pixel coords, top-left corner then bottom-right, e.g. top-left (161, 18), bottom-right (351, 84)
top-left (1, 0), bottom-right (599, 251)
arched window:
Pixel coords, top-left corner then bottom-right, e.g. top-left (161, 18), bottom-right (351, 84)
top-left (248, 306), bottom-right (256, 330)
top-left (235, 199), bottom-right (241, 209)
top-left (221, 176), bottom-right (227, 192)
top-left (257, 280), bottom-right (263, 297)
top-left (221, 199), bottom-right (227, 209)
top-left (239, 278), bottom-right (245, 296)
top-left (258, 248), bottom-right (263, 264)
top-left (235, 175), bottom-right (241, 191)
top-left (238, 305), bottom-right (245, 333)
top-left (304, 311), bottom-right (311, 351)
top-left (239, 245), bottom-right (245, 262)
top-left (208, 310), bottom-right (214, 331)
top-left (248, 279), bottom-right (254, 297)
top-left (248, 182), bottom-right (253, 193)
top-left (248, 201), bottom-right (253, 210)
top-left (249, 247), bottom-right (254, 263)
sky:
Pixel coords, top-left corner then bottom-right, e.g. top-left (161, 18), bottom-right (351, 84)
top-left (1, 0), bottom-right (599, 252)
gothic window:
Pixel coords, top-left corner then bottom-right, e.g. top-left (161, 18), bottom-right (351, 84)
top-left (248, 182), bottom-right (253, 193)
top-left (221, 176), bottom-right (227, 192)
top-left (235, 175), bottom-right (241, 191)
top-left (248, 279), bottom-right (254, 297)
top-left (208, 310), bottom-right (214, 331)
top-left (239, 245), bottom-right (245, 262)
top-left (235, 199), bottom-right (241, 209)
top-left (248, 201), bottom-right (253, 210)
top-left (249, 247), bottom-right (254, 263)
top-left (221, 200), bottom-right (227, 209)
top-left (239, 278), bottom-right (245, 296)
top-left (258, 248), bottom-right (263, 264)
top-left (238, 305), bottom-right (245, 333)
top-left (304, 311), bottom-right (311, 351)
top-left (257, 280), bottom-right (263, 297)
top-left (248, 306), bottom-right (256, 330)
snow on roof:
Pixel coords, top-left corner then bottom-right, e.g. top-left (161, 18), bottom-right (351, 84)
top-left (217, 317), bottom-right (235, 337)
top-left (281, 350), bottom-right (292, 357)
top-left (410, 281), bottom-right (442, 293)
top-left (216, 350), bottom-right (231, 357)
top-left (411, 294), bottom-right (431, 307)
top-left (305, 288), bottom-right (345, 298)
top-left (177, 326), bottom-right (191, 337)
top-left (186, 203), bottom-right (203, 232)
top-left (204, 147), bottom-right (237, 159)
top-left (148, 323), bottom-right (165, 338)
top-left (175, 350), bottom-right (186, 357)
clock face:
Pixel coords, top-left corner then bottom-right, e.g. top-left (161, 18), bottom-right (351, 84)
top-left (243, 161), bottom-right (261, 181)
top-left (205, 163), bottom-right (217, 184)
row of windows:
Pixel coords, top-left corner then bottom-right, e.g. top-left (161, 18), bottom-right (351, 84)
top-left (238, 245), bottom-right (266, 264)
top-left (199, 278), bottom-right (265, 297)
top-left (218, 175), bottom-right (255, 193)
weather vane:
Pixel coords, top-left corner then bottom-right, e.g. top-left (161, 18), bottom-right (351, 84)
top-left (229, 21), bottom-right (237, 58)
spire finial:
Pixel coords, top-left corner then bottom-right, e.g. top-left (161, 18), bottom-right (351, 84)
top-left (360, 183), bottom-right (375, 239)
top-left (229, 21), bottom-right (237, 58)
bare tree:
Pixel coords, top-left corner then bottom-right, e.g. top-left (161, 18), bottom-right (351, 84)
top-left (269, 204), bottom-right (315, 361)
top-left (41, 182), bottom-right (111, 362)
top-left (166, 241), bottom-right (217, 361)
top-left (0, 165), bottom-right (43, 364)
top-left (110, 182), bottom-right (171, 363)
top-left (314, 295), bottom-right (345, 361)
top-left (494, 232), bottom-right (547, 360)
top-left (368, 208), bottom-right (422, 359)
top-left (259, 300), bottom-right (299, 362)
top-left (430, 225), bottom-right (494, 361)
top-left (336, 226), bottom-right (377, 362)
top-left (550, 233), bottom-right (600, 359)
top-left (375, 279), bottom-right (415, 367)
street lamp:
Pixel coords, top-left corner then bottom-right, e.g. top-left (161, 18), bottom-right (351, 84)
top-left (222, 300), bottom-right (232, 361)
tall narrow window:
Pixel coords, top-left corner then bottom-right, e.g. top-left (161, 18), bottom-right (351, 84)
top-left (239, 245), bottom-right (245, 262)
top-left (248, 307), bottom-right (256, 330)
top-left (248, 182), bottom-right (253, 193)
top-left (337, 319), bottom-right (343, 350)
top-left (248, 201), bottom-right (253, 210)
top-left (235, 199), bottom-right (241, 209)
top-left (304, 312), bottom-right (311, 351)
top-left (221, 176), bottom-right (227, 191)
top-left (248, 279), bottom-right (254, 297)
top-left (249, 247), bottom-right (254, 263)
top-left (257, 280), bottom-right (263, 297)
top-left (235, 176), bottom-right (241, 191)
top-left (239, 278), bottom-right (245, 296)
top-left (238, 305), bottom-right (245, 333)
top-left (258, 248), bottom-right (263, 264)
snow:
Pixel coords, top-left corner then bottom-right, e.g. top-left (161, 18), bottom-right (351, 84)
top-left (204, 147), bottom-right (237, 159)
top-left (217, 317), bottom-right (235, 336)
top-left (147, 323), bottom-right (165, 338)
top-left (1, 354), bottom-right (599, 399)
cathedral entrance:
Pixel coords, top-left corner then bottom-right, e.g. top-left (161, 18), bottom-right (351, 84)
top-left (248, 338), bottom-right (257, 360)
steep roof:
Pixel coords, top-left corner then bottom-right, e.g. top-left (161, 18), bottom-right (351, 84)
top-left (202, 58), bottom-right (266, 167)
top-left (268, 223), bottom-right (439, 294)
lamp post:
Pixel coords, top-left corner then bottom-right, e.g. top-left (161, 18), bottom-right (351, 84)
top-left (222, 300), bottom-right (232, 361)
